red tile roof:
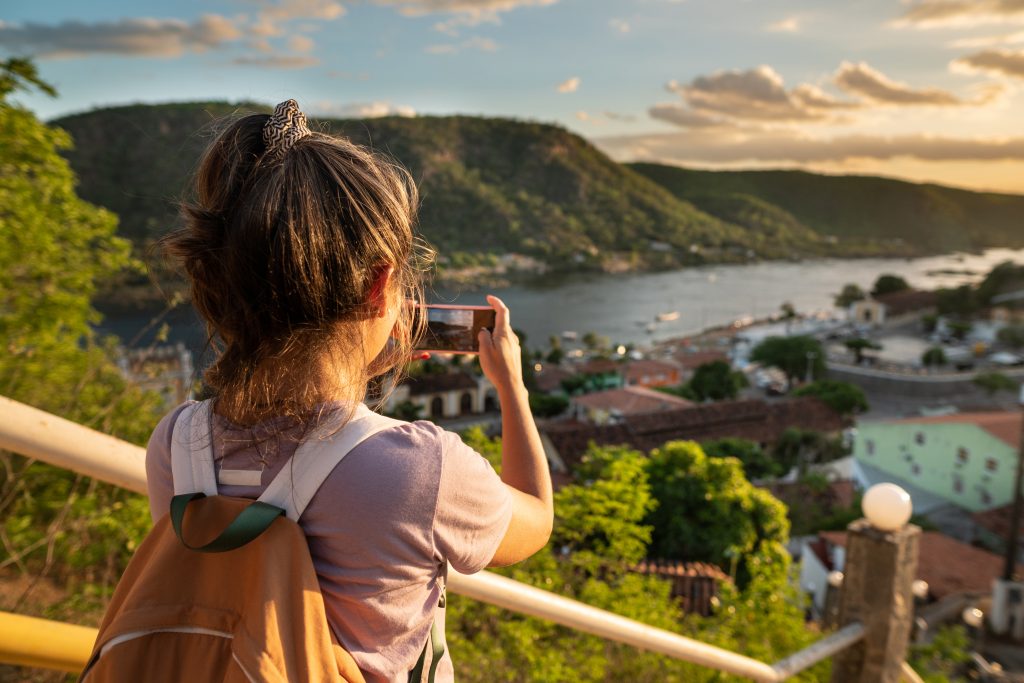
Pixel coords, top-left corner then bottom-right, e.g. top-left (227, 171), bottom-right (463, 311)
top-left (401, 371), bottom-right (478, 396)
top-left (572, 386), bottom-right (693, 415)
top-left (673, 350), bottom-right (729, 371)
top-left (623, 359), bottom-right (681, 382)
top-left (535, 366), bottom-right (573, 393)
top-left (543, 396), bottom-right (845, 468)
top-left (873, 289), bottom-right (940, 317)
top-left (890, 411), bottom-right (1021, 449)
top-left (821, 530), bottom-right (1004, 600)
top-left (579, 359), bottom-right (621, 375)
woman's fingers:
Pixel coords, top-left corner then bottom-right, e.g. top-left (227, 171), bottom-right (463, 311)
top-left (487, 294), bottom-right (509, 336)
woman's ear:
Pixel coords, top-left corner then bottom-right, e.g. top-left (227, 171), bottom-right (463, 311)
top-left (366, 265), bottom-right (395, 318)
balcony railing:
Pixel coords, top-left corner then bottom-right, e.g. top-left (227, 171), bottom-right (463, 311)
top-left (0, 395), bottom-right (922, 682)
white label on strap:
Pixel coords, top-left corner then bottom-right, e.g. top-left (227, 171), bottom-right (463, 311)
top-left (217, 469), bottom-right (263, 487)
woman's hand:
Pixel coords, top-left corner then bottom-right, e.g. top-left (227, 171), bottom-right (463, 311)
top-left (477, 295), bottom-right (525, 398)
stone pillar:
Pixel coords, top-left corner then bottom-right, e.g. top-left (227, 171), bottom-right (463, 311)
top-left (830, 519), bottom-right (920, 683)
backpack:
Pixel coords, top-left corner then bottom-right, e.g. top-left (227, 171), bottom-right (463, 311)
top-left (80, 400), bottom-right (446, 683)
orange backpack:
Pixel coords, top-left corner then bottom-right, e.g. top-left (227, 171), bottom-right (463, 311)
top-left (80, 401), bottom-right (445, 683)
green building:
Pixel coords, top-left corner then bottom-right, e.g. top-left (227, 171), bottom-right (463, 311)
top-left (853, 412), bottom-right (1021, 513)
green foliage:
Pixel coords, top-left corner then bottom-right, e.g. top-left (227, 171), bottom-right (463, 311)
top-left (644, 441), bottom-right (790, 587)
top-left (771, 429), bottom-right (850, 477)
top-left (834, 283), bottom-right (866, 308)
top-left (688, 360), bottom-right (747, 401)
top-left (908, 625), bottom-right (973, 683)
top-left (387, 400), bottom-right (423, 421)
top-left (946, 320), bottom-right (972, 341)
top-left (793, 380), bottom-right (868, 417)
top-left (998, 324), bottom-right (1024, 348)
top-left (529, 393), bottom-right (569, 418)
top-left (750, 336), bottom-right (825, 385)
top-left (976, 260), bottom-right (1024, 307)
top-left (871, 274), bottom-right (911, 298)
top-left (0, 62), bottom-right (165, 613)
top-left (921, 313), bottom-right (939, 334)
top-left (922, 346), bottom-right (947, 367)
top-left (936, 285), bottom-right (977, 318)
top-left (843, 337), bottom-right (882, 364)
top-left (973, 371), bottom-right (1018, 395)
top-left (701, 437), bottom-right (781, 479)
top-left (656, 382), bottom-right (700, 401)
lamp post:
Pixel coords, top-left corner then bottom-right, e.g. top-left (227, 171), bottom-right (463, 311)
top-left (831, 483), bottom-right (919, 683)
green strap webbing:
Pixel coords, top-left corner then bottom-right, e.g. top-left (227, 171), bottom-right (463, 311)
top-left (407, 620), bottom-right (445, 683)
top-left (170, 493), bottom-right (285, 553)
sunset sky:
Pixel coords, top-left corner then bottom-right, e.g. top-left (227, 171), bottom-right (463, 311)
top-left (3, 0), bottom-right (1024, 193)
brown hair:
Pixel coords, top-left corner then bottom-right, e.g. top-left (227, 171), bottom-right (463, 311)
top-left (161, 107), bottom-right (432, 426)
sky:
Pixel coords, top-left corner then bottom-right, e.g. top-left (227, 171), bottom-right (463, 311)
top-left (3, 0), bottom-right (1024, 193)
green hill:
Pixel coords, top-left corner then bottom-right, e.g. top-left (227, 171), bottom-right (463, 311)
top-left (629, 163), bottom-right (1024, 254)
top-left (53, 102), bottom-right (766, 275)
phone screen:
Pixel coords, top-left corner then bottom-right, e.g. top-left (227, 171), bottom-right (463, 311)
top-left (415, 305), bottom-right (496, 354)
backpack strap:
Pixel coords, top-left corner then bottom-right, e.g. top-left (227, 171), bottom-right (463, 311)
top-left (170, 400), bottom-right (218, 497)
top-left (258, 404), bottom-right (405, 521)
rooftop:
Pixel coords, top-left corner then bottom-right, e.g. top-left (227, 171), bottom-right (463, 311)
top-left (401, 371), bottom-right (478, 396)
top-left (820, 529), bottom-right (1004, 600)
top-left (889, 411), bottom-right (1022, 449)
top-left (872, 289), bottom-right (940, 316)
top-left (572, 386), bottom-right (692, 415)
top-left (543, 396), bottom-right (845, 467)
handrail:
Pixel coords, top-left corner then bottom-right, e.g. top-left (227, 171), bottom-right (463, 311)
top-left (0, 395), bottom-right (861, 681)
top-left (0, 611), bottom-right (95, 673)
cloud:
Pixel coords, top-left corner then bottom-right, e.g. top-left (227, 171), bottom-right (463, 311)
top-left (575, 111), bottom-right (590, 121)
top-left (664, 66), bottom-right (857, 123)
top-left (953, 48), bottom-right (1024, 78)
top-left (374, 0), bottom-right (558, 17)
top-left (557, 76), bottom-right (580, 93)
top-left (833, 61), bottom-right (964, 105)
top-left (310, 101), bottom-right (416, 118)
top-left (609, 18), bottom-right (631, 33)
top-left (288, 34), bottom-right (315, 52)
top-left (575, 110), bottom-right (638, 125)
top-left (255, 0), bottom-right (346, 21)
top-left (765, 17), bottom-right (801, 33)
top-left (892, 0), bottom-right (1024, 28)
top-left (0, 15), bottom-right (241, 58)
top-left (649, 104), bottom-right (727, 128)
top-left (597, 129), bottom-right (1024, 164)
top-left (949, 31), bottom-right (1024, 48)
top-left (602, 111), bottom-right (637, 122)
top-left (425, 35), bottom-right (497, 54)
top-left (232, 54), bottom-right (320, 68)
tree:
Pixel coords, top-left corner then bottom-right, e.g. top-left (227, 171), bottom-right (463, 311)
top-left (974, 371), bottom-right (1018, 396)
top-left (387, 400), bottom-right (423, 421)
top-left (833, 283), bottom-right (866, 308)
top-left (843, 338), bottom-right (882, 364)
top-left (750, 336), bottom-right (825, 386)
top-left (998, 325), bottom-right (1024, 349)
top-left (947, 320), bottom-right (972, 341)
top-left (871, 274), bottom-right (910, 298)
top-left (921, 346), bottom-right (947, 367)
top-left (771, 428), bottom-right (849, 477)
top-left (688, 360), bottom-right (747, 401)
top-left (701, 437), bottom-right (781, 479)
top-left (794, 380), bottom-right (869, 417)
top-left (0, 59), bottom-right (165, 609)
top-left (779, 301), bottom-right (797, 334)
top-left (937, 284), bottom-right (976, 318)
top-left (529, 393), bottom-right (569, 418)
top-left (976, 260), bottom-right (1024, 308)
top-left (644, 440), bottom-right (790, 588)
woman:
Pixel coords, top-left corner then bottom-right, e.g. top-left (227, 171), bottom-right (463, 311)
top-left (144, 100), bottom-right (553, 681)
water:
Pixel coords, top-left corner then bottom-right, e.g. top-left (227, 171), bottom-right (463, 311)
top-left (96, 248), bottom-right (1024, 357)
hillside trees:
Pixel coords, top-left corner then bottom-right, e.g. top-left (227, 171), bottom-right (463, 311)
top-left (871, 274), bottom-right (910, 298)
top-left (0, 59), bottom-right (163, 613)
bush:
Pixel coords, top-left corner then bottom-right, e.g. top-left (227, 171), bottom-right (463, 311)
top-left (922, 347), bottom-right (947, 367)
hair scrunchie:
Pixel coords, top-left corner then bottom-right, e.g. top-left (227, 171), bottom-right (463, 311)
top-left (263, 99), bottom-right (312, 157)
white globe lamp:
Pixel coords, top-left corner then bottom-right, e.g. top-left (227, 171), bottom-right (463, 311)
top-left (862, 483), bottom-right (912, 531)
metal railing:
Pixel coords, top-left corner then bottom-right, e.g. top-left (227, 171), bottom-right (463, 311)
top-left (0, 395), bottom-right (907, 681)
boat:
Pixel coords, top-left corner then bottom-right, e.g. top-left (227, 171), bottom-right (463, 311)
top-left (656, 311), bottom-right (680, 322)
top-left (561, 331), bottom-right (578, 341)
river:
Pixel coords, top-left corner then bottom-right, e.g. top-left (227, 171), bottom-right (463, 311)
top-left (96, 248), bottom-right (1024, 358)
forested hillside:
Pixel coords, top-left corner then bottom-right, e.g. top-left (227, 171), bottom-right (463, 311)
top-left (631, 163), bottom-right (1024, 254)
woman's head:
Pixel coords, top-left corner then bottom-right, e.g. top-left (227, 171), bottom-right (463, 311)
top-left (162, 100), bottom-right (431, 423)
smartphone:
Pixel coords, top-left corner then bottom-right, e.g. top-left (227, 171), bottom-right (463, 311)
top-left (414, 304), bottom-right (497, 354)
